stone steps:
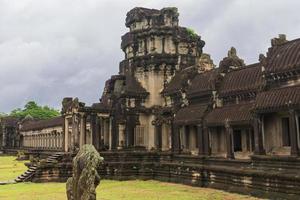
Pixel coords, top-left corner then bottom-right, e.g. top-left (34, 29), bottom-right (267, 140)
top-left (15, 164), bottom-right (37, 183)
top-left (15, 152), bottom-right (65, 183)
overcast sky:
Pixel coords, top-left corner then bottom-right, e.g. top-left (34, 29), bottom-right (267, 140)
top-left (0, 0), bottom-right (299, 113)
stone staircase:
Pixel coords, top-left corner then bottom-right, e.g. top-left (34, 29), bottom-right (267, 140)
top-left (15, 164), bottom-right (37, 182)
top-left (15, 152), bottom-right (64, 183)
top-left (45, 152), bottom-right (64, 164)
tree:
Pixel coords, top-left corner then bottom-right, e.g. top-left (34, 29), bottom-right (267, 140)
top-left (9, 101), bottom-right (60, 120)
top-left (0, 112), bottom-right (8, 118)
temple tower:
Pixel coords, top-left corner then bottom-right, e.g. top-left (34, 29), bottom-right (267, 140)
top-left (117, 7), bottom-right (205, 150)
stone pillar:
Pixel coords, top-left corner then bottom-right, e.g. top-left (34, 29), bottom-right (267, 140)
top-left (47, 133), bottom-right (49, 148)
top-left (72, 114), bottom-right (80, 150)
top-left (50, 133), bottom-right (52, 149)
top-left (155, 124), bottom-right (162, 150)
top-left (125, 116), bottom-right (135, 147)
top-left (95, 117), bottom-right (101, 150)
top-left (43, 134), bottom-right (45, 148)
top-left (109, 118), bottom-right (112, 150)
top-left (197, 124), bottom-right (205, 155)
top-left (2, 125), bottom-right (6, 147)
top-left (64, 117), bottom-right (69, 152)
top-left (171, 123), bottom-right (180, 153)
top-left (58, 132), bottom-right (61, 149)
top-left (38, 135), bottom-right (40, 148)
top-left (203, 126), bottom-right (210, 156)
top-left (90, 114), bottom-right (100, 150)
top-left (80, 114), bottom-right (87, 147)
top-left (111, 116), bottom-right (118, 150)
top-left (289, 110), bottom-right (300, 156)
top-left (55, 132), bottom-right (59, 149)
top-left (253, 114), bottom-right (266, 155)
top-left (225, 123), bottom-right (234, 159)
top-left (54, 132), bottom-right (57, 149)
top-left (103, 118), bottom-right (109, 147)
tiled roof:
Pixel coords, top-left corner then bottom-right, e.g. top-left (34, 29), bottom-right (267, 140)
top-left (254, 85), bottom-right (300, 112)
top-left (187, 69), bottom-right (218, 96)
top-left (20, 116), bottom-right (63, 132)
top-left (265, 38), bottom-right (300, 74)
top-left (205, 103), bottom-right (254, 126)
top-left (219, 63), bottom-right (264, 97)
top-left (174, 103), bottom-right (208, 125)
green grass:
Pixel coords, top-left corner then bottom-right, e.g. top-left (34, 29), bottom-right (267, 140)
top-left (0, 180), bottom-right (260, 200)
top-left (0, 156), bottom-right (261, 200)
top-left (0, 156), bottom-right (27, 181)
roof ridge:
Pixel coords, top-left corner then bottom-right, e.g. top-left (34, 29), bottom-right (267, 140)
top-left (225, 62), bottom-right (260, 73)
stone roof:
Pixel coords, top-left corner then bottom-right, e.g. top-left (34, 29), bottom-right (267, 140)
top-left (163, 67), bottom-right (198, 96)
top-left (254, 85), bottom-right (300, 113)
top-left (163, 72), bottom-right (186, 95)
top-left (0, 117), bottom-right (18, 127)
top-left (91, 102), bottom-right (111, 113)
top-left (125, 7), bottom-right (178, 28)
top-left (174, 103), bottom-right (208, 125)
top-left (187, 69), bottom-right (219, 97)
top-left (123, 74), bottom-right (148, 97)
top-left (20, 116), bottom-right (63, 132)
top-left (219, 63), bottom-right (264, 97)
top-left (205, 102), bottom-right (254, 126)
top-left (265, 37), bottom-right (300, 74)
top-left (126, 7), bottom-right (160, 27)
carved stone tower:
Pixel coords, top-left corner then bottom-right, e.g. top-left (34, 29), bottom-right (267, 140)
top-left (116, 7), bottom-right (205, 150)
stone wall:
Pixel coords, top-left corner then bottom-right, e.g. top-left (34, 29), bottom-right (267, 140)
top-left (29, 151), bottom-right (300, 200)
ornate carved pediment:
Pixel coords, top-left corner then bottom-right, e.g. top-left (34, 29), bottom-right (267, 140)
top-left (61, 97), bottom-right (86, 114)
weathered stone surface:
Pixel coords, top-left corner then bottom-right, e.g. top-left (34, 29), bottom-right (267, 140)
top-left (66, 145), bottom-right (103, 200)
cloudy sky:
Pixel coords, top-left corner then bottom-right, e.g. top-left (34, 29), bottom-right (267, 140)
top-left (0, 0), bottom-right (299, 113)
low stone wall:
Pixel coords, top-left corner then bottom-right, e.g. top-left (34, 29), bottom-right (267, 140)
top-left (28, 151), bottom-right (300, 200)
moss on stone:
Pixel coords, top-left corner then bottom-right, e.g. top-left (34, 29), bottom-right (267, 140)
top-left (186, 28), bottom-right (198, 39)
top-left (66, 145), bottom-right (104, 200)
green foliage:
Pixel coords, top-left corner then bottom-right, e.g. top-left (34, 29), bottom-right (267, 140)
top-left (186, 28), bottom-right (198, 39)
top-left (0, 112), bottom-right (8, 118)
top-left (9, 101), bottom-right (60, 120)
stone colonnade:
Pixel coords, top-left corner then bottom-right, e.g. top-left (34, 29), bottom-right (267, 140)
top-left (22, 131), bottom-right (63, 150)
top-left (64, 113), bottom-right (111, 152)
top-left (253, 110), bottom-right (300, 156)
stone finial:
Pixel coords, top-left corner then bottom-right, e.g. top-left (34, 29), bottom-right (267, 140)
top-left (219, 47), bottom-right (245, 73)
top-left (271, 34), bottom-right (288, 47)
top-left (66, 144), bottom-right (104, 200)
top-left (198, 53), bottom-right (215, 71)
top-left (61, 97), bottom-right (73, 114)
top-left (227, 47), bottom-right (237, 58)
top-left (259, 53), bottom-right (267, 67)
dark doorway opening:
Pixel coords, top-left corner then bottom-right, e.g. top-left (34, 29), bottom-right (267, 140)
top-left (233, 130), bottom-right (242, 152)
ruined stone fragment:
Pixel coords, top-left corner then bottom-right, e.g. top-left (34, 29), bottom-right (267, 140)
top-left (66, 144), bottom-right (104, 200)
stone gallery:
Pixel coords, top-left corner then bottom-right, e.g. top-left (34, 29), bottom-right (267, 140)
top-left (1, 7), bottom-right (300, 199)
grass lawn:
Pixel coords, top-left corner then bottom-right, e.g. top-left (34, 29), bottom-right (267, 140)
top-left (0, 156), bottom-right (261, 200)
top-left (0, 156), bottom-right (27, 181)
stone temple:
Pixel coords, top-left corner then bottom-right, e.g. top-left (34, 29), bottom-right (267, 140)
top-left (1, 7), bottom-right (300, 199)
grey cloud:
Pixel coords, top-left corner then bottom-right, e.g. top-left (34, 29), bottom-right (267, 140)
top-left (0, 0), bottom-right (299, 112)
